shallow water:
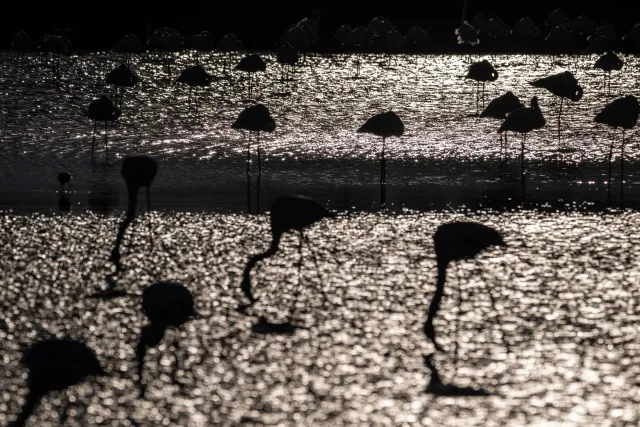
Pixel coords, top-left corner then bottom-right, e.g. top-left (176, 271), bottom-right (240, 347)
top-left (1, 211), bottom-right (640, 426)
top-left (0, 51), bottom-right (639, 213)
top-left (2, 51), bottom-right (640, 425)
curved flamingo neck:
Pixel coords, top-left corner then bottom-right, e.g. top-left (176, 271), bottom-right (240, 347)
top-left (426, 261), bottom-right (448, 330)
top-left (240, 233), bottom-right (282, 302)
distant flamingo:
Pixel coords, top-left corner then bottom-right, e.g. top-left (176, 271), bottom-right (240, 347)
top-left (466, 59), bottom-right (498, 114)
top-left (590, 23), bottom-right (616, 44)
top-left (188, 31), bottom-right (214, 52)
top-left (217, 33), bottom-right (244, 71)
top-left (39, 32), bottom-right (72, 77)
top-left (571, 15), bottom-right (596, 38)
top-left (584, 35), bottom-right (611, 54)
top-left (333, 25), bottom-right (353, 51)
top-left (545, 9), bottom-right (570, 28)
top-left (87, 95), bottom-right (121, 159)
top-left (357, 111), bottom-right (405, 209)
top-left (276, 43), bottom-right (299, 81)
top-left (106, 64), bottom-right (139, 109)
top-left (12, 30), bottom-right (32, 62)
top-left (530, 71), bottom-right (583, 141)
top-left (10, 338), bottom-right (105, 427)
top-left (112, 34), bottom-right (142, 67)
top-left (176, 64), bottom-right (214, 109)
top-left (546, 25), bottom-right (573, 55)
top-left (594, 51), bottom-right (623, 94)
top-left (623, 23), bottom-right (640, 50)
top-left (512, 17), bottom-right (540, 55)
top-left (481, 91), bottom-right (525, 157)
top-left (57, 171), bottom-right (71, 192)
top-left (136, 282), bottom-right (196, 397)
top-left (235, 54), bottom-right (266, 99)
top-left (594, 95), bottom-right (639, 197)
top-left (405, 25), bottom-right (429, 51)
top-left (456, 0), bottom-right (479, 58)
top-left (498, 96), bottom-right (546, 174)
top-left (232, 103), bottom-right (275, 174)
top-left (109, 155), bottom-right (158, 279)
top-left (239, 195), bottom-right (336, 309)
top-left (424, 222), bottom-right (506, 352)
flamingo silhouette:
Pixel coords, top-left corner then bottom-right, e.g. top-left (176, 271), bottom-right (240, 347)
top-left (480, 91), bottom-right (525, 157)
top-left (498, 96), bottom-right (546, 176)
top-left (109, 155), bottom-right (158, 280)
top-left (530, 71), bottom-right (582, 142)
top-left (594, 51), bottom-right (623, 94)
top-left (57, 171), bottom-right (71, 192)
top-left (217, 33), bottom-right (244, 71)
top-left (424, 222), bottom-right (506, 352)
top-left (239, 195), bottom-right (336, 310)
top-left (12, 30), bottom-right (32, 62)
top-left (112, 34), bottom-right (142, 67)
top-left (176, 64), bottom-right (214, 110)
top-left (594, 95), bottom-right (639, 202)
top-left (106, 64), bottom-right (139, 109)
top-left (423, 354), bottom-right (490, 396)
top-left (466, 60), bottom-right (498, 114)
top-left (276, 43), bottom-right (299, 82)
top-left (136, 282), bottom-right (196, 397)
top-left (357, 111), bottom-right (405, 210)
top-left (232, 103), bottom-right (275, 175)
top-left (10, 338), bottom-right (105, 427)
top-left (87, 95), bottom-right (121, 159)
top-left (235, 54), bottom-right (266, 99)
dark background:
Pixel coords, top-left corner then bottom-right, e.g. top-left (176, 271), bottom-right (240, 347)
top-left (0, 2), bottom-right (637, 50)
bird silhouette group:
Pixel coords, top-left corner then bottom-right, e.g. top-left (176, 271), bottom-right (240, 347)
top-left (4, 8), bottom-right (640, 426)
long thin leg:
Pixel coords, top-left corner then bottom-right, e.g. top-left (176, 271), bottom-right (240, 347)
top-left (608, 138), bottom-right (614, 207)
top-left (381, 137), bottom-right (386, 211)
top-left (288, 232), bottom-right (305, 321)
top-left (303, 235), bottom-right (330, 309)
top-left (104, 121), bottom-right (109, 160)
top-left (257, 132), bottom-right (262, 174)
top-left (558, 97), bottom-right (563, 143)
top-left (92, 121), bottom-right (97, 156)
top-left (246, 132), bottom-right (251, 175)
top-left (621, 129), bottom-right (625, 208)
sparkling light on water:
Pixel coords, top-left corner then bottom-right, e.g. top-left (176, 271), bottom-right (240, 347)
top-left (1, 211), bottom-right (640, 425)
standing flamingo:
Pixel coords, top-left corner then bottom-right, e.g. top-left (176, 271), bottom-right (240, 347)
top-left (87, 95), bottom-right (121, 159)
top-left (594, 95), bottom-right (639, 201)
top-left (357, 111), bottom-right (405, 210)
top-left (232, 103), bottom-right (275, 174)
top-left (498, 96), bottom-right (546, 176)
top-left (594, 51), bottom-right (623, 94)
top-left (12, 30), bottom-right (32, 62)
top-left (57, 171), bottom-right (72, 192)
top-left (10, 338), bottom-right (105, 427)
top-left (530, 71), bottom-right (582, 142)
top-left (276, 43), bottom-right (299, 82)
top-left (239, 196), bottom-right (336, 309)
top-left (112, 34), bottom-right (142, 67)
top-left (235, 54), bottom-right (266, 99)
top-left (466, 60), bottom-right (498, 114)
top-left (109, 155), bottom-right (158, 280)
top-left (176, 64), bottom-right (214, 110)
top-left (480, 91), bottom-right (525, 157)
top-left (424, 222), bottom-right (506, 352)
top-left (217, 33), bottom-right (244, 71)
top-left (106, 64), bottom-right (139, 109)
top-left (136, 282), bottom-right (196, 397)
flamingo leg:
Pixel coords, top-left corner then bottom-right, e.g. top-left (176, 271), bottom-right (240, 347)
top-left (104, 121), bottom-right (109, 160)
top-left (288, 232), bottom-right (305, 321)
top-left (257, 132), bottom-right (262, 174)
top-left (381, 136), bottom-right (386, 211)
top-left (558, 97), bottom-right (563, 143)
top-left (246, 132), bottom-right (251, 175)
top-left (92, 121), bottom-right (97, 156)
top-left (621, 129), bottom-right (625, 208)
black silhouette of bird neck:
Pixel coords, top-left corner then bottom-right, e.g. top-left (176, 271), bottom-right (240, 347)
top-left (424, 222), bottom-right (505, 351)
top-left (136, 282), bottom-right (195, 396)
top-left (240, 196), bottom-right (335, 303)
top-left (12, 339), bottom-right (104, 427)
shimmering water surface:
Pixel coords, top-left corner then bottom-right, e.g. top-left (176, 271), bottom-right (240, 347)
top-left (2, 52), bottom-right (640, 426)
top-left (1, 211), bottom-right (640, 426)
top-left (0, 51), bottom-right (639, 212)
